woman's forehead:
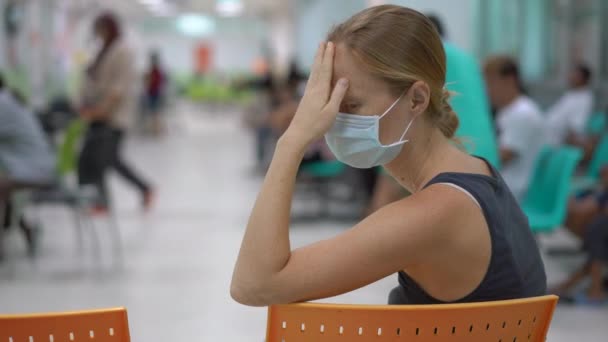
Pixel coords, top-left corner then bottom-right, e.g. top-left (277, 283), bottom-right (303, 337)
top-left (333, 44), bottom-right (387, 101)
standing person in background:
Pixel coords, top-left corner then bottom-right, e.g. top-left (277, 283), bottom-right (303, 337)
top-left (143, 51), bottom-right (167, 135)
top-left (483, 56), bottom-right (543, 201)
top-left (545, 64), bottom-right (594, 147)
top-left (78, 12), bottom-right (154, 212)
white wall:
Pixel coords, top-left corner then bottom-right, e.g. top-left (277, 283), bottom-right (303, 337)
top-left (294, 0), bottom-right (475, 70)
top-left (132, 17), bottom-right (267, 76)
top-left (295, 0), bottom-right (367, 70)
top-left (368, 0), bottom-right (475, 52)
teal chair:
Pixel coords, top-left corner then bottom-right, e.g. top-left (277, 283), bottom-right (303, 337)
top-left (570, 134), bottom-right (608, 193)
top-left (586, 112), bottom-right (606, 135)
top-left (521, 146), bottom-right (583, 233)
top-left (298, 161), bottom-right (350, 218)
top-left (300, 160), bottom-right (346, 178)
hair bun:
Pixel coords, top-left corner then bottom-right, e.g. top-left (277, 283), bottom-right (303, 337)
top-left (438, 88), bottom-right (459, 139)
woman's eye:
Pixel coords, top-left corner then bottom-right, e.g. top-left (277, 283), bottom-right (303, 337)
top-left (344, 103), bottom-right (360, 112)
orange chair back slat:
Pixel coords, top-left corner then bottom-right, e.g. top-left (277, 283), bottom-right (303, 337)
top-left (0, 308), bottom-right (130, 342)
top-left (267, 295), bottom-right (558, 342)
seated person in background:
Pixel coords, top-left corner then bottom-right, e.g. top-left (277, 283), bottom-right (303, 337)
top-left (552, 174), bottom-right (608, 304)
top-left (0, 75), bottom-right (55, 256)
top-left (565, 165), bottom-right (608, 239)
top-left (552, 214), bottom-right (608, 305)
top-left (483, 56), bottom-right (543, 201)
top-left (545, 64), bottom-right (594, 147)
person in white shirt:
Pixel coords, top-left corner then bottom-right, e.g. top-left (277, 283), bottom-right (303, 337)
top-left (484, 56), bottom-right (544, 201)
top-left (545, 64), bottom-right (594, 146)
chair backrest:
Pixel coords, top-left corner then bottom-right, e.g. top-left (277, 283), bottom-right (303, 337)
top-left (587, 134), bottom-right (608, 179)
top-left (0, 307), bottom-right (130, 342)
top-left (300, 161), bottom-right (346, 179)
top-left (267, 296), bottom-right (558, 342)
top-left (586, 111), bottom-right (606, 135)
top-left (523, 146), bottom-right (582, 214)
top-left (57, 119), bottom-right (85, 177)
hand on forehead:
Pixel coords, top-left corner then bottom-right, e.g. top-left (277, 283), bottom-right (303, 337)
top-left (332, 43), bottom-right (391, 104)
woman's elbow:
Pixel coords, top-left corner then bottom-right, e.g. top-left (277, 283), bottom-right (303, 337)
top-left (230, 280), bottom-right (274, 307)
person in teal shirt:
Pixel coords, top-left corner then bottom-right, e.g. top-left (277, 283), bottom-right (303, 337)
top-left (366, 14), bottom-right (499, 215)
top-left (428, 14), bottom-right (499, 167)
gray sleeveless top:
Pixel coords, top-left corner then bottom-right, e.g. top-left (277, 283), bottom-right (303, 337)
top-left (388, 159), bottom-right (547, 305)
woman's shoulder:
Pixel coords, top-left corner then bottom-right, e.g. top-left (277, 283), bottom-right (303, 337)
top-left (389, 182), bottom-right (486, 236)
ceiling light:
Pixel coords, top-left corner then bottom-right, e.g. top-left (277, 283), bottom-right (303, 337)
top-left (139, 0), bottom-right (164, 5)
top-left (216, 0), bottom-right (243, 17)
top-left (176, 14), bottom-right (215, 36)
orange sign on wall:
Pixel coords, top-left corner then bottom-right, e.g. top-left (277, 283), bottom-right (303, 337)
top-left (195, 43), bottom-right (212, 74)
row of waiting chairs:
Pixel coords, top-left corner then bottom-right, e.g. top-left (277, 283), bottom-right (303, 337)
top-left (6, 119), bottom-right (122, 265)
top-left (0, 295), bottom-right (558, 341)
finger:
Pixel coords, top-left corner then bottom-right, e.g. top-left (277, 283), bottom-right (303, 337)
top-left (324, 78), bottom-right (349, 114)
top-left (308, 42), bottom-right (326, 84)
top-left (318, 42), bottom-right (335, 97)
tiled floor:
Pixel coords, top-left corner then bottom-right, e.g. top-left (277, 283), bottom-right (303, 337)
top-left (1, 102), bottom-right (606, 341)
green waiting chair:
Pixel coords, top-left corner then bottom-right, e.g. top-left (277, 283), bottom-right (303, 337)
top-left (57, 119), bottom-right (85, 176)
top-left (570, 134), bottom-right (608, 193)
top-left (31, 119), bottom-right (122, 265)
top-left (300, 160), bottom-right (346, 178)
top-left (586, 112), bottom-right (606, 136)
top-left (298, 161), bottom-right (349, 218)
top-left (521, 146), bottom-right (583, 233)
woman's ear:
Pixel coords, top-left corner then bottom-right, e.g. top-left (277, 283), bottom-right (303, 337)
top-left (406, 81), bottom-right (431, 117)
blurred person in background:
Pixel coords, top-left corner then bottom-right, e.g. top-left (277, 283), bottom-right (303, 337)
top-left (78, 12), bottom-right (154, 212)
top-left (0, 74), bottom-right (55, 256)
top-left (551, 166), bottom-right (608, 305)
top-left (143, 50), bottom-right (167, 135)
top-left (565, 164), bottom-right (608, 239)
top-left (238, 66), bottom-right (276, 172)
top-left (545, 64), bottom-right (594, 147)
top-left (232, 6), bottom-right (545, 306)
top-left (483, 56), bottom-right (543, 201)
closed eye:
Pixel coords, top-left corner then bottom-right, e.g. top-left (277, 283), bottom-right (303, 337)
top-left (341, 103), bottom-right (360, 113)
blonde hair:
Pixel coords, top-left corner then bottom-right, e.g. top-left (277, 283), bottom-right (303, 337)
top-left (328, 5), bottom-right (459, 139)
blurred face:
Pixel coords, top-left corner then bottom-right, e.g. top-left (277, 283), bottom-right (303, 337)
top-left (93, 23), bottom-right (106, 41)
top-left (331, 43), bottom-right (429, 145)
top-left (484, 70), bottom-right (510, 109)
top-left (568, 69), bottom-right (584, 88)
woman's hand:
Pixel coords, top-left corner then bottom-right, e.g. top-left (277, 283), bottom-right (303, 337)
top-left (283, 42), bottom-right (349, 148)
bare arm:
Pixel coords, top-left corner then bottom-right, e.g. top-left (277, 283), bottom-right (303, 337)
top-left (231, 42), bottom-right (346, 305)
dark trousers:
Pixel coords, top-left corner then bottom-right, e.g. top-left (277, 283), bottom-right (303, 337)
top-left (78, 122), bottom-right (150, 206)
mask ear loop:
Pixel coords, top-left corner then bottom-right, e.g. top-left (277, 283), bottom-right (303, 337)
top-left (378, 92), bottom-right (413, 144)
top-left (379, 93), bottom-right (405, 120)
top-left (398, 118), bottom-right (415, 142)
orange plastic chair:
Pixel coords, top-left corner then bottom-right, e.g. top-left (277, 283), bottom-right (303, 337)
top-left (267, 295), bottom-right (558, 342)
top-left (0, 307), bottom-right (130, 342)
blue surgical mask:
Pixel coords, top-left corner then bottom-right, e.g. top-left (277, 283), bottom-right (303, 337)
top-left (325, 95), bottom-right (414, 168)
